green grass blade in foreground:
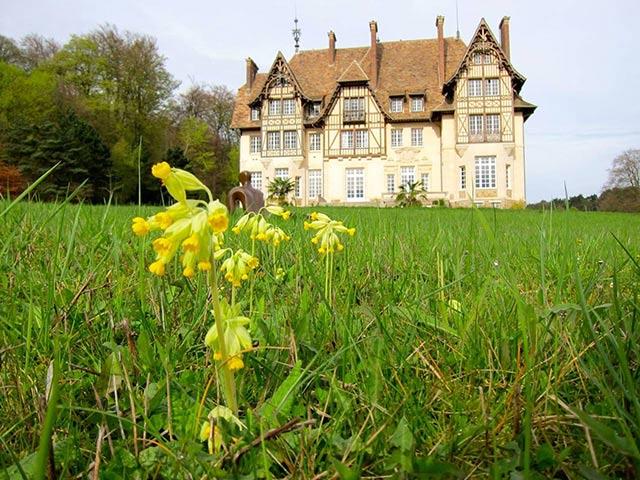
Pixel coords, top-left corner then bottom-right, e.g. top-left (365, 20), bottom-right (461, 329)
top-left (0, 162), bottom-right (60, 220)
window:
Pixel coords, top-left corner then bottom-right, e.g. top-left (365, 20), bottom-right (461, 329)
top-left (341, 130), bottom-right (354, 150)
top-left (506, 165), bottom-right (512, 189)
top-left (400, 166), bottom-right (415, 187)
top-left (308, 169), bottom-right (322, 198)
top-left (250, 171), bottom-right (262, 191)
top-left (283, 99), bottom-right (295, 115)
top-left (355, 129), bottom-right (368, 149)
top-left (251, 106), bottom-right (260, 121)
top-left (421, 173), bottom-right (429, 191)
top-left (386, 174), bottom-right (395, 193)
top-left (469, 115), bottom-right (483, 136)
top-left (459, 166), bottom-right (466, 189)
top-left (250, 135), bottom-right (261, 153)
top-left (344, 97), bottom-right (365, 122)
top-left (473, 52), bottom-right (492, 64)
top-left (346, 168), bottom-right (364, 201)
top-left (391, 129), bottom-right (403, 148)
top-left (275, 168), bottom-right (289, 180)
top-left (309, 102), bottom-right (321, 117)
top-left (485, 78), bottom-right (500, 96)
top-left (390, 97), bottom-right (403, 113)
top-left (294, 176), bottom-right (301, 198)
top-left (283, 130), bottom-right (297, 149)
top-left (410, 96), bottom-right (424, 112)
top-left (267, 131), bottom-right (280, 150)
top-left (468, 79), bottom-right (483, 97)
top-left (411, 128), bottom-right (423, 146)
top-left (475, 156), bottom-right (496, 189)
top-left (486, 115), bottom-right (500, 137)
top-left (309, 133), bottom-right (321, 151)
top-left (268, 99), bottom-right (281, 116)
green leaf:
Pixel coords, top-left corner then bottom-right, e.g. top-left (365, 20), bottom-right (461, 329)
top-left (260, 360), bottom-right (303, 425)
top-left (390, 416), bottom-right (414, 452)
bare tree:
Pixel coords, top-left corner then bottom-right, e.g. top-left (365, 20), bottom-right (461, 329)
top-left (605, 149), bottom-right (640, 189)
top-left (0, 35), bottom-right (22, 65)
top-left (19, 34), bottom-right (59, 70)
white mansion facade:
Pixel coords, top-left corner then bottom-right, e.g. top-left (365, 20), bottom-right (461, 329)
top-left (230, 17), bottom-right (535, 207)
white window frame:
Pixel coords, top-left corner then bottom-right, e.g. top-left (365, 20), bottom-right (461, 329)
top-left (267, 131), bottom-right (280, 150)
top-left (400, 166), bottom-right (415, 187)
top-left (250, 135), bottom-right (261, 153)
top-left (355, 129), bottom-right (368, 149)
top-left (459, 166), bottom-right (466, 190)
top-left (475, 156), bottom-right (496, 189)
top-left (411, 128), bottom-right (423, 146)
top-left (390, 97), bottom-right (403, 113)
top-left (345, 168), bottom-right (365, 201)
top-left (485, 78), bottom-right (500, 96)
top-left (308, 169), bottom-right (322, 198)
top-left (421, 173), bottom-right (429, 192)
top-left (486, 114), bottom-right (500, 136)
top-left (250, 171), bottom-right (262, 191)
top-left (391, 129), bottom-right (403, 148)
top-left (309, 133), bottom-right (321, 151)
top-left (410, 96), bottom-right (424, 112)
top-left (468, 79), bottom-right (483, 97)
top-left (250, 106), bottom-right (260, 121)
top-left (283, 130), bottom-right (297, 150)
top-left (386, 174), bottom-right (395, 193)
top-left (341, 130), bottom-right (354, 150)
top-left (344, 97), bottom-right (365, 112)
top-left (469, 115), bottom-right (483, 136)
top-left (268, 99), bottom-right (281, 116)
top-left (274, 168), bottom-right (289, 180)
top-left (294, 176), bottom-right (302, 198)
top-left (282, 98), bottom-right (295, 115)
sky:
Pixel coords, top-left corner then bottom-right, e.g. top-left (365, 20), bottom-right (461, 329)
top-left (2, 0), bottom-right (640, 202)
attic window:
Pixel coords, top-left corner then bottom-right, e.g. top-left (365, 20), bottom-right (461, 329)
top-left (410, 96), bottom-right (424, 112)
top-left (390, 97), bottom-right (403, 113)
top-left (473, 52), bottom-right (493, 65)
top-left (250, 106), bottom-right (260, 121)
top-left (309, 102), bottom-right (321, 117)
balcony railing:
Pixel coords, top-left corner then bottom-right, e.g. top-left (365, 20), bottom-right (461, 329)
top-left (343, 110), bottom-right (365, 123)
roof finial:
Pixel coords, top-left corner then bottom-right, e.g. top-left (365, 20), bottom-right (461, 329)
top-left (292, 16), bottom-right (301, 53)
top-left (455, 0), bottom-right (461, 39)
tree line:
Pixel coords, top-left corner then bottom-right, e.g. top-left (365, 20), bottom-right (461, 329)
top-left (527, 149), bottom-right (640, 213)
top-left (0, 27), bottom-right (238, 203)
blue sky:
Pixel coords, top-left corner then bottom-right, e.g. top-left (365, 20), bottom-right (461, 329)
top-left (2, 0), bottom-right (639, 201)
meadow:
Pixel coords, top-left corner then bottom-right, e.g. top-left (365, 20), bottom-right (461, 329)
top-left (1, 200), bottom-right (639, 479)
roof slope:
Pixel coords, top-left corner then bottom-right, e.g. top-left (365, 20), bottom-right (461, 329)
top-left (232, 36), bottom-right (468, 128)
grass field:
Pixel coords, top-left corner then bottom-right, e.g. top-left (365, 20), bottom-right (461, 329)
top-left (1, 201), bottom-right (639, 479)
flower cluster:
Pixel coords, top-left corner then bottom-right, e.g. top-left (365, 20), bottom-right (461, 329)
top-left (219, 249), bottom-right (259, 287)
top-left (232, 205), bottom-right (291, 246)
top-left (205, 301), bottom-right (253, 371)
top-left (304, 212), bottom-right (355, 255)
top-left (131, 162), bottom-right (228, 278)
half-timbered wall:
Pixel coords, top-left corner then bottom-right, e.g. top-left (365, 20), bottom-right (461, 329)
top-left (455, 51), bottom-right (514, 144)
top-left (323, 85), bottom-right (386, 157)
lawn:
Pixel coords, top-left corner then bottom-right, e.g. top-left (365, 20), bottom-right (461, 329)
top-left (1, 201), bottom-right (639, 479)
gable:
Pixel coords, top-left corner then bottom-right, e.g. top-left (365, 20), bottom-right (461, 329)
top-left (249, 52), bottom-right (309, 104)
top-left (443, 19), bottom-right (526, 97)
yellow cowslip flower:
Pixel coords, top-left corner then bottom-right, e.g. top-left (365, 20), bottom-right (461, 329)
top-left (219, 250), bottom-right (259, 287)
top-left (199, 421), bottom-right (223, 454)
top-left (152, 162), bottom-right (172, 180)
top-left (305, 212), bottom-right (355, 256)
top-left (153, 212), bottom-right (173, 230)
top-left (205, 301), bottom-right (253, 369)
top-left (265, 225), bottom-right (290, 247)
top-left (265, 205), bottom-right (292, 220)
top-left (207, 200), bottom-right (229, 234)
top-left (198, 261), bottom-right (212, 271)
top-left (149, 260), bottom-right (166, 276)
top-left (151, 162), bottom-right (212, 205)
top-left (182, 234), bottom-right (199, 253)
top-left (132, 217), bottom-right (150, 236)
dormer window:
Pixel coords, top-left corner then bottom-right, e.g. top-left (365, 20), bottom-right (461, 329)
top-left (309, 102), bottom-right (321, 117)
top-left (410, 96), bottom-right (424, 112)
top-left (390, 97), bottom-right (403, 113)
top-left (250, 106), bottom-right (260, 121)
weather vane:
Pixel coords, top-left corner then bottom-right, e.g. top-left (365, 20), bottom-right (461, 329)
top-left (292, 17), bottom-right (301, 53)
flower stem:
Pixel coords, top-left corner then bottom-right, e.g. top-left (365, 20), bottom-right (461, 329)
top-left (208, 255), bottom-right (238, 414)
top-left (249, 238), bottom-right (256, 314)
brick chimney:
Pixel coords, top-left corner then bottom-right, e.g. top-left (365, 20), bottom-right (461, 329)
top-left (499, 16), bottom-right (510, 60)
top-left (369, 20), bottom-right (378, 87)
top-left (245, 57), bottom-right (258, 89)
top-left (328, 31), bottom-right (336, 64)
top-left (436, 16), bottom-right (445, 86)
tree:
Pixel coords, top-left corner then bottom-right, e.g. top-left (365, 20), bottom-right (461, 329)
top-left (19, 34), bottom-right (59, 71)
top-left (598, 187), bottom-right (640, 212)
top-left (395, 180), bottom-right (425, 207)
top-left (0, 35), bottom-right (22, 66)
top-left (267, 178), bottom-right (295, 205)
top-left (605, 149), bottom-right (640, 189)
